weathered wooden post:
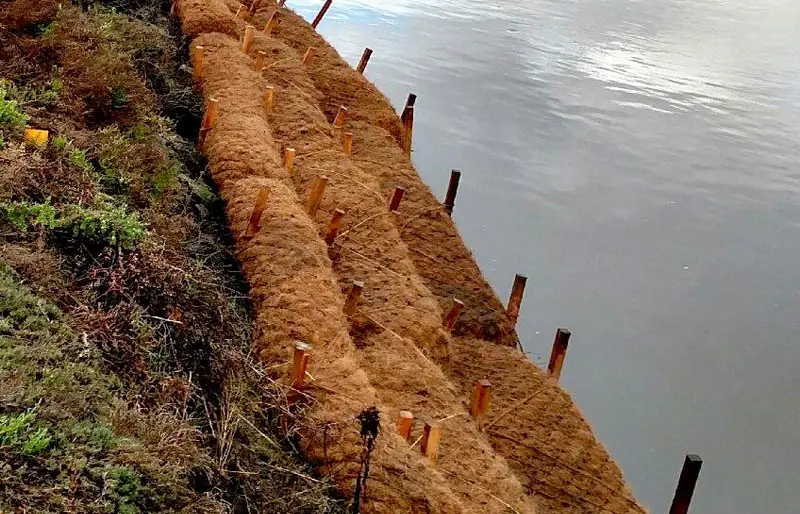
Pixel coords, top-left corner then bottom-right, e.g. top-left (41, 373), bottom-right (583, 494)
top-left (547, 328), bottom-right (571, 380)
top-left (265, 86), bottom-right (275, 113)
top-left (263, 11), bottom-right (279, 34)
top-left (397, 411), bottom-right (413, 441)
top-left (305, 175), bottom-right (329, 216)
top-left (356, 47), bottom-right (373, 74)
top-left (302, 47), bottom-right (314, 65)
top-left (284, 148), bottom-right (296, 172)
top-left (291, 342), bottom-right (311, 388)
top-left (201, 98), bottom-right (219, 130)
top-left (388, 186), bottom-right (405, 212)
top-left (241, 25), bottom-right (255, 53)
top-left (245, 187), bottom-right (271, 238)
top-left (443, 169), bottom-right (461, 215)
top-left (325, 209), bottom-right (345, 245)
top-left (343, 280), bottom-right (364, 316)
top-left (342, 132), bottom-right (354, 155)
top-left (669, 454), bottom-right (703, 514)
top-left (311, 0), bottom-right (333, 29)
top-left (235, 4), bottom-right (247, 19)
top-left (469, 379), bottom-right (491, 419)
top-left (420, 423), bottom-right (442, 464)
top-left (333, 106), bottom-right (347, 128)
top-left (248, 0), bottom-right (262, 16)
top-left (401, 105), bottom-right (414, 156)
top-left (193, 45), bottom-right (204, 81)
top-left (443, 298), bottom-right (463, 332)
top-left (254, 50), bottom-right (267, 70)
top-left (506, 274), bottom-right (527, 325)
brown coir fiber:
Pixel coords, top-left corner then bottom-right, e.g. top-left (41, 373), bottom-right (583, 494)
top-left (178, 0), bottom-right (238, 39)
top-left (262, 3), bottom-right (648, 514)
top-left (247, 30), bottom-right (538, 513)
top-left (253, 2), bottom-right (520, 346)
top-left (183, 22), bottom-right (525, 514)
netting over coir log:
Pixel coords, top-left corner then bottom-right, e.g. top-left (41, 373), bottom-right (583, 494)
top-left (184, 31), bottom-right (473, 513)
top-left (254, 3), bottom-right (648, 513)
top-left (251, 2), bottom-right (520, 347)
top-left (246, 30), bottom-right (538, 513)
top-left (181, 17), bottom-right (534, 513)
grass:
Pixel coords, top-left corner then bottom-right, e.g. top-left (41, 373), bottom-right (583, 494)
top-left (0, 1), bottom-right (346, 512)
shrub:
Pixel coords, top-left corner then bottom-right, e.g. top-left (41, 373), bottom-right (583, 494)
top-left (68, 147), bottom-right (93, 174)
top-left (0, 410), bottom-right (52, 456)
top-left (0, 198), bottom-right (58, 230)
top-left (0, 82), bottom-right (28, 136)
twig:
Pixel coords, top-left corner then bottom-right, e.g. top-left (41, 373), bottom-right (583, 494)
top-left (408, 434), bottom-right (423, 450)
top-left (238, 413), bottom-right (281, 450)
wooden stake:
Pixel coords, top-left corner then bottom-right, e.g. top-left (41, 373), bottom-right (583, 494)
top-left (201, 98), bottom-right (219, 130)
top-left (235, 4), bottom-right (247, 19)
top-left (265, 86), bottom-right (275, 113)
top-left (401, 105), bottom-right (414, 156)
top-left (305, 175), bottom-right (329, 216)
top-left (469, 379), bottom-right (491, 419)
top-left (241, 25), bottom-right (255, 53)
top-left (388, 186), bottom-right (405, 212)
top-left (443, 298), bottom-right (464, 332)
top-left (420, 423), bottom-right (442, 464)
top-left (248, 0), bottom-right (262, 16)
top-left (254, 50), bottom-right (266, 71)
top-left (291, 342), bottom-right (311, 388)
top-left (669, 454), bottom-right (703, 514)
top-left (245, 187), bottom-right (270, 238)
top-left (193, 46), bottom-right (204, 81)
top-left (311, 0), bottom-right (333, 29)
top-left (397, 411), bottom-right (413, 441)
top-left (325, 209), bottom-right (345, 245)
top-left (547, 328), bottom-right (571, 380)
top-left (302, 47), bottom-right (314, 65)
top-left (284, 147), bottom-right (295, 172)
top-left (342, 132), bottom-right (353, 155)
top-left (343, 280), bottom-right (364, 316)
top-left (443, 169), bottom-right (461, 215)
top-left (333, 106), bottom-right (347, 128)
top-left (356, 47), bottom-right (373, 74)
top-left (506, 273), bottom-right (527, 325)
top-left (263, 11), bottom-right (279, 34)
top-left (401, 93), bottom-right (418, 119)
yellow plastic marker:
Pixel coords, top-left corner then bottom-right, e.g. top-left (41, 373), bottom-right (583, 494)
top-left (24, 129), bottom-right (49, 149)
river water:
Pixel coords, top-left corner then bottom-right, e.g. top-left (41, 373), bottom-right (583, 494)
top-left (290, 0), bottom-right (800, 511)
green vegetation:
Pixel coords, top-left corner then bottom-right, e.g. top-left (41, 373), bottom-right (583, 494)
top-left (0, 1), bottom-right (344, 512)
top-left (0, 197), bottom-right (146, 249)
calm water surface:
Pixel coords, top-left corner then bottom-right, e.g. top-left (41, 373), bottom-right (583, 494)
top-left (291, 0), bottom-right (800, 511)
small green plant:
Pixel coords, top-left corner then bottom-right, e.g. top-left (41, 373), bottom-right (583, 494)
top-left (68, 147), bottom-right (94, 174)
top-left (0, 198), bottom-right (58, 230)
top-left (0, 82), bottom-right (29, 135)
top-left (110, 88), bottom-right (130, 109)
top-left (60, 199), bottom-right (146, 249)
top-left (22, 427), bottom-right (52, 455)
top-left (51, 135), bottom-right (68, 152)
top-left (0, 410), bottom-right (51, 456)
top-left (107, 466), bottom-right (142, 514)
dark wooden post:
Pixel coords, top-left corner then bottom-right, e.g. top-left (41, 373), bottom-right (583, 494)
top-left (443, 298), bottom-right (464, 332)
top-left (344, 280), bottom-right (364, 315)
top-left (669, 454), bottom-right (703, 514)
top-left (311, 0), bottom-right (333, 29)
top-left (506, 274), bottom-right (527, 324)
top-left (443, 169), bottom-right (461, 215)
top-left (388, 186), bottom-right (405, 212)
top-left (356, 47), bottom-right (373, 74)
top-left (421, 423), bottom-right (442, 464)
top-left (547, 328), bottom-right (571, 380)
top-left (325, 209), bottom-right (345, 245)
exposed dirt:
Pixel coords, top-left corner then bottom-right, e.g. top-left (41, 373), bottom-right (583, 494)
top-left (176, 1), bottom-right (648, 513)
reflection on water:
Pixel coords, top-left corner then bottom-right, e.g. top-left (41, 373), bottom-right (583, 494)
top-left (291, 0), bottom-right (800, 512)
